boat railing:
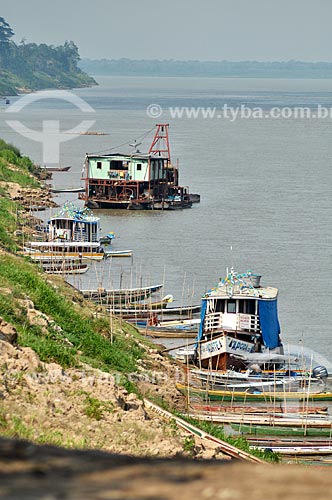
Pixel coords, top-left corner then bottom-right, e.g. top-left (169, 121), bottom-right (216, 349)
top-left (73, 231), bottom-right (99, 243)
top-left (204, 312), bottom-right (260, 333)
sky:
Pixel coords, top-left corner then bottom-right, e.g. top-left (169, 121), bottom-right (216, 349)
top-left (1, 0), bottom-right (332, 61)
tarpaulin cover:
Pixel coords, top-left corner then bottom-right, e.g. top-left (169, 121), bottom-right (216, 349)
top-left (258, 299), bottom-right (280, 349)
top-left (196, 298), bottom-right (207, 346)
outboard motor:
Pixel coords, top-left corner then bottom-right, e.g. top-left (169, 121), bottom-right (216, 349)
top-left (312, 365), bottom-right (328, 380)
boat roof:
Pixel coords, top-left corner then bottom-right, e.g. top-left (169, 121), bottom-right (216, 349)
top-left (86, 152), bottom-right (169, 161)
top-left (203, 270), bottom-right (278, 300)
top-left (49, 203), bottom-right (100, 223)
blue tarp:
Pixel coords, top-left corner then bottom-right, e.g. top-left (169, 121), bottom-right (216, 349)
top-left (258, 299), bottom-right (281, 349)
top-left (195, 298), bottom-right (207, 346)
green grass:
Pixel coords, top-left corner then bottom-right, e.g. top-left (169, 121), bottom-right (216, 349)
top-left (0, 194), bottom-right (17, 251)
top-left (177, 414), bottom-right (280, 463)
top-left (0, 153), bottom-right (40, 188)
top-left (145, 394), bottom-right (280, 463)
top-left (84, 395), bottom-right (114, 421)
top-left (0, 139), bottom-right (21, 157)
top-left (0, 254), bottom-right (144, 373)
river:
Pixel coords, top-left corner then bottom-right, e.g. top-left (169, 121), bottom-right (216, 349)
top-left (0, 76), bottom-right (331, 359)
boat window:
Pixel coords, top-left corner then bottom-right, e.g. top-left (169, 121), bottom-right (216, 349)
top-left (137, 164), bottom-right (142, 171)
top-left (110, 160), bottom-right (125, 170)
top-left (227, 300), bottom-right (236, 313)
top-left (215, 299), bottom-right (224, 313)
top-left (238, 300), bottom-right (245, 313)
top-left (247, 300), bottom-right (255, 315)
top-left (97, 161), bottom-right (102, 169)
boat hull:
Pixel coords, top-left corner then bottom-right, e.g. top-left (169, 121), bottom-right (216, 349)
top-left (176, 383), bottom-right (332, 402)
top-left (43, 264), bottom-right (89, 274)
top-left (231, 423), bottom-right (332, 437)
top-left (25, 251), bottom-right (104, 261)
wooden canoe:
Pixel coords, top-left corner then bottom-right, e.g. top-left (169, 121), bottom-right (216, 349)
top-left (176, 382), bottom-right (332, 402)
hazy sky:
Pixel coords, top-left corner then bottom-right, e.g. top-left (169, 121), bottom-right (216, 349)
top-left (1, 0), bottom-right (332, 61)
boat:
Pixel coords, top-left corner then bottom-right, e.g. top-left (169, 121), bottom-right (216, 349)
top-left (107, 303), bottom-right (201, 317)
top-left (43, 166), bottom-right (71, 172)
top-left (193, 268), bottom-right (283, 371)
top-left (80, 283), bottom-right (164, 305)
top-left (176, 383), bottom-right (332, 402)
top-left (254, 444), bottom-right (332, 456)
top-left (99, 232), bottom-right (116, 245)
top-left (134, 317), bottom-right (200, 338)
top-left (23, 202), bottom-right (107, 260)
top-left (183, 410), bottom-right (332, 439)
top-left (247, 437), bottom-right (332, 457)
top-left (103, 249), bottom-right (133, 258)
top-left (50, 187), bottom-right (85, 193)
top-left (24, 250), bottom-right (104, 262)
top-left (189, 403), bottom-right (328, 416)
top-left (79, 124), bottom-right (199, 210)
top-left (188, 193), bottom-right (201, 203)
top-left (42, 262), bottom-right (89, 274)
top-left (186, 364), bottom-right (328, 392)
top-left (141, 330), bottom-right (198, 339)
top-left (186, 411), bottom-right (332, 428)
top-left (230, 423), bottom-right (332, 438)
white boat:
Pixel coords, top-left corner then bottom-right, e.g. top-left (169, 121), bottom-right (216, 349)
top-left (42, 262), bottom-right (89, 274)
top-left (24, 249), bottom-right (105, 262)
top-left (80, 283), bottom-right (164, 304)
top-left (103, 249), bottom-right (133, 258)
top-left (23, 202), bottom-right (108, 260)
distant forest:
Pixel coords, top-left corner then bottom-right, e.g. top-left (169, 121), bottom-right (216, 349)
top-left (80, 58), bottom-right (332, 79)
top-left (0, 17), bottom-right (96, 96)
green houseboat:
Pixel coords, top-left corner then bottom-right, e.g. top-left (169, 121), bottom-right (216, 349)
top-left (79, 124), bottom-right (196, 210)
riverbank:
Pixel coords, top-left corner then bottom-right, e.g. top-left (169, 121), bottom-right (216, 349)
top-left (0, 138), bottom-right (234, 460)
top-left (0, 70), bottom-right (97, 97)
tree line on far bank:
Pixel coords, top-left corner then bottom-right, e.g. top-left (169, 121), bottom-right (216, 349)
top-left (80, 58), bottom-right (332, 79)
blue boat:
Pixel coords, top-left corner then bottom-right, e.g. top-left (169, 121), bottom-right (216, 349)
top-left (195, 268), bottom-right (283, 371)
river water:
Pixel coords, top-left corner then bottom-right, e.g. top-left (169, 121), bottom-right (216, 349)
top-left (0, 76), bottom-right (331, 359)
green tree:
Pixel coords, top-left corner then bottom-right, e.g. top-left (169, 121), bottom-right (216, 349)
top-left (0, 17), bottom-right (14, 66)
top-left (0, 17), bottom-right (14, 45)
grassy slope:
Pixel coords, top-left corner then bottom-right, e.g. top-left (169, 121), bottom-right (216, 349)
top-left (0, 143), bottom-right (144, 377)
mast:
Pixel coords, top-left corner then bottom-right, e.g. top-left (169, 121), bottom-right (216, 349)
top-left (148, 124), bottom-right (171, 161)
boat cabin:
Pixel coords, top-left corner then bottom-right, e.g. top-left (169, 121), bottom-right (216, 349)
top-left (196, 270), bottom-right (282, 370)
top-left (48, 210), bottom-right (101, 244)
top-left (25, 203), bottom-right (103, 257)
top-left (79, 152), bottom-right (191, 209)
top-left (79, 124), bottom-right (195, 210)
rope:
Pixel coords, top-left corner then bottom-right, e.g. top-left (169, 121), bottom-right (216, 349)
top-left (87, 126), bottom-right (156, 155)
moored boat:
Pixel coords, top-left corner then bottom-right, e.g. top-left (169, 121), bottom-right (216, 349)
top-left (24, 250), bottom-right (104, 261)
top-left (80, 283), bottom-right (164, 305)
top-left (103, 249), bottom-right (133, 258)
top-left (230, 423), bottom-right (332, 438)
top-left (194, 269), bottom-right (283, 371)
top-left (42, 262), bottom-right (89, 274)
top-left (43, 165), bottom-right (71, 172)
top-left (134, 317), bottom-right (200, 338)
top-left (176, 382), bottom-right (332, 402)
top-left (23, 202), bottom-right (107, 260)
top-left (186, 364), bottom-right (327, 391)
top-left (50, 187), bottom-right (85, 193)
top-left (79, 124), bottom-right (199, 210)
top-left (107, 302), bottom-right (201, 317)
